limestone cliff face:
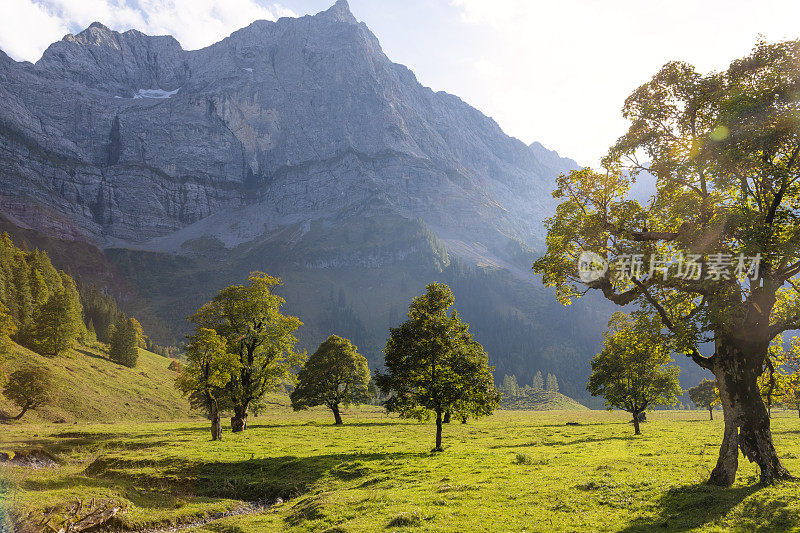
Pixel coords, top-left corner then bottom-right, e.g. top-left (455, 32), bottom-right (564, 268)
top-left (0, 0), bottom-right (577, 266)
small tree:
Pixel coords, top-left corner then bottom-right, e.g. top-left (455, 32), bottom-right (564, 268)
top-left (30, 290), bottom-right (81, 356)
top-left (587, 312), bottom-right (682, 435)
top-left (290, 335), bottom-right (371, 425)
top-left (783, 337), bottom-right (800, 418)
top-left (687, 379), bottom-right (719, 420)
top-left (376, 283), bottom-right (500, 451)
top-left (110, 317), bottom-right (139, 368)
top-left (177, 328), bottom-right (239, 440)
top-left (545, 373), bottom-right (559, 393)
top-left (501, 374), bottom-right (520, 399)
top-left (532, 371), bottom-right (544, 391)
top-left (2, 366), bottom-right (54, 420)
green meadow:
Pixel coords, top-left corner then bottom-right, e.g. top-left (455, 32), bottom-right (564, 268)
top-left (3, 407), bottom-right (800, 532)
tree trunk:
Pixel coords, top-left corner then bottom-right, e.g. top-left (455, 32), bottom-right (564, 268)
top-left (11, 403), bottom-right (30, 421)
top-left (210, 402), bottom-right (222, 441)
top-left (434, 410), bottom-right (443, 451)
top-left (331, 403), bottom-right (343, 425)
top-left (709, 406), bottom-right (713, 421)
top-left (632, 411), bottom-right (641, 435)
top-left (709, 344), bottom-right (792, 486)
top-left (443, 411), bottom-right (451, 424)
top-left (231, 403), bottom-right (248, 433)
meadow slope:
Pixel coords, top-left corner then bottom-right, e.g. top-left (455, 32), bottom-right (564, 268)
top-left (0, 342), bottom-right (190, 423)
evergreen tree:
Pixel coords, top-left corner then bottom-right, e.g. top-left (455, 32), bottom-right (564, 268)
top-left (0, 302), bottom-right (16, 379)
top-left (290, 335), bottom-right (371, 425)
top-left (30, 290), bottom-right (81, 356)
top-left (376, 283), bottom-right (500, 451)
top-left (546, 373), bottom-right (559, 393)
top-left (532, 371), bottom-right (544, 391)
top-left (110, 317), bottom-right (139, 368)
top-left (501, 374), bottom-right (520, 398)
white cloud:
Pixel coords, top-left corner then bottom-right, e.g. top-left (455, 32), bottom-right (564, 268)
top-left (0, 0), bottom-right (70, 62)
top-left (449, 0), bottom-right (800, 166)
top-left (0, 0), bottom-right (297, 63)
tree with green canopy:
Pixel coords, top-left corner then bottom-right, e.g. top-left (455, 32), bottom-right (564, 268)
top-left (1, 366), bottom-right (54, 420)
top-left (376, 282), bottom-right (500, 451)
top-left (588, 312), bottom-right (682, 435)
top-left (188, 272), bottom-right (303, 432)
top-left (30, 287), bottom-right (82, 356)
top-left (545, 373), bottom-right (559, 393)
top-left (110, 317), bottom-right (140, 368)
top-left (781, 337), bottom-right (800, 418)
top-left (177, 327), bottom-right (239, 440)
top-left (533, 39), bottom-right (800, 485)
top-left (290, 335), bottom-right (371, 425)
top-left (687, 379), bottom-right (720, 420)
top-left (0, 302), bottom-right (16, 358)
top-left (532, 370), bottom-right (544, 391)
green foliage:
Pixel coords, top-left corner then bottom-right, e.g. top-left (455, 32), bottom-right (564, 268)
top-left (588, 312), bottom-right (682, 432)
top-left (532, 39), bottom-right (800, 375)
top-left (29, 284), bottom-right (82, 356)
top-left (2, 365), bottom-right (54, 419)
top-left (500, 374), bottom-right (521, 399)
top-left (546, 373), bottom-right (559, 393)
top-left (687, 379), bottom-right (719, 416)
top-left (188, 271), bottom-right (303, 429)
top-left (290, 335), bottom-right (371, 423)
top-left (532, 370), bottom-right (544, 391)
top-left (178, 327), bottom-right (239, 439)
top-left (110, 317), bottom-right (140, 368)
top-left (0, 301), bottom-right (16, 365)
top-left (78, 280), bottom-right (126, 343)
top-left (376, 282), bottom-right (500, 448)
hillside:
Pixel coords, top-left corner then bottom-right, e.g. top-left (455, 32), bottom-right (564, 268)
top-left (501, 390), bottom-right (589, 411)
top-left (0, 342), bottom-right (190, 423)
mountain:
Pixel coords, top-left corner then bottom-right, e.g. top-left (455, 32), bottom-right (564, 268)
top-left (0, 1), bottom-right (618, 398)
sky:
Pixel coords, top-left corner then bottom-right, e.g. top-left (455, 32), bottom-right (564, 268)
top-left (1, 0), bottom-right (800, 167)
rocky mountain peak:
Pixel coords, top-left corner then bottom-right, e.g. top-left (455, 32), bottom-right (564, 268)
top-left (323, 0), bottom-right (358, 24)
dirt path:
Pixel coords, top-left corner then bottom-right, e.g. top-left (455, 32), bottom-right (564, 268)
top-left (127, 499), bottom-right (281, 533)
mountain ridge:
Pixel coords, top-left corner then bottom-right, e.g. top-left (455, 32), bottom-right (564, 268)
top-left (0, 1), bottom-right (621, 399)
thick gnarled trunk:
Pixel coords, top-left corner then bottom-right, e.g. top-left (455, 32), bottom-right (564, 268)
top-left (709, 343), bottom-right (792, 486)
top-left (231, 403), bottom-right (248, 432)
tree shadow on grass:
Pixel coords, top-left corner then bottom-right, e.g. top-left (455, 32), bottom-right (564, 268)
top-left (616, 483), bottom-right (780, 532)
top-left (181, 451), bottom-right (420, 501)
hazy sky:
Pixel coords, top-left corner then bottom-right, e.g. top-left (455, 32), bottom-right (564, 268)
top-left (2, 0), bottom-right (800, 166)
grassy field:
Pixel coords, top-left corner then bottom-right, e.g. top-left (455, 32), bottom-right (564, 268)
top-left (0, 343), bottom-right (190, 423)
top-left (3, 407), bottom-right (800, 532)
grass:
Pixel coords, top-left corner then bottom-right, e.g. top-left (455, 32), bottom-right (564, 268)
top-left (0, 342), bottom-right (190, 423)
top-left (501, 390), bottom-right (589, 411)
top-left (2, 407), bottom-right (800, 531)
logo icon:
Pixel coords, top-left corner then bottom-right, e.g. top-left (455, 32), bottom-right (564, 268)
top-left (577, 251), bottom-right (608, 283)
